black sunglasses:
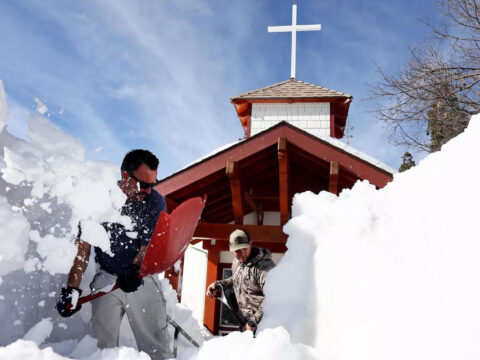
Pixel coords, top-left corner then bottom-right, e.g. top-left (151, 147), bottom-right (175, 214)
top-left (128, 172), bottom-right (158, 190)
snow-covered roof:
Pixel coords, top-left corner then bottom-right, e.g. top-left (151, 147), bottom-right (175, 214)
top-left (166, 122), bottom-right (395, 182)
top-left (311, 132), bottom-right (396, 174)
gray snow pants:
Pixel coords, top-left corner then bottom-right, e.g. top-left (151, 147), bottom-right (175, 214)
top-left (90, 272), bottom-right (172, 360)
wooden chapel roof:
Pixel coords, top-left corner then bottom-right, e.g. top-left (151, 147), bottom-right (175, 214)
top-left (155, 122), bottom-right (393, 239)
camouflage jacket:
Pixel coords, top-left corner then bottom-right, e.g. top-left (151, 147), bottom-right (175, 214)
top-left (218, 247), bottom-right (275, 325)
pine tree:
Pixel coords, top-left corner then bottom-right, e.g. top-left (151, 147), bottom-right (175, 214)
top-left (426, 86), bottom-right (469, 152)
top-left (399, 152), bottom-right (415, 172)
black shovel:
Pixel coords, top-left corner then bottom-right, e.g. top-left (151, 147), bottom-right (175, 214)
top-left (211, 283), bottom-right (247, 331)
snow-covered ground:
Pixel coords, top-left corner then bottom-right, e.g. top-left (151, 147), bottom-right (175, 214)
top-left (1, 76), bottom-right (480, 359)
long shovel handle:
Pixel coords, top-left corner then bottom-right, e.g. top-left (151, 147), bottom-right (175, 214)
top-left (78, 284), bottom-right (119, 306)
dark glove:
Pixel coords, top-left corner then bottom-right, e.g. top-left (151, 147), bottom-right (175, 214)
top-left (56, 286), bottom-right (82, 317)
top-left (116, 263), bottom-right (143, 293)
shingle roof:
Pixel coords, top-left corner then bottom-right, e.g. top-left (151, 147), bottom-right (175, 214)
top-left (231, 78), bottom-right (352, 100)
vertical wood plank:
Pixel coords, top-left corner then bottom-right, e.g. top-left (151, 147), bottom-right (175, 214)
top-left (278, 137), bottom-right (290, 225)
top-left (226, 161), bottom-right (244, 224)
top-left (329, 161), bottom-right (339, 195)
top-left (203, 244), bottom-right (220, 334)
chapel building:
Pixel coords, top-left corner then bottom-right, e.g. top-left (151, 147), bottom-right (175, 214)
top-left (154, 78), bottom-right (394, 335)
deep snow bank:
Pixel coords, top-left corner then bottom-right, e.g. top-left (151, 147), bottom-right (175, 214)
top-left (259, 115), bottom-right (480, 359)
top-left (187, 116), bottom-right (480, 359)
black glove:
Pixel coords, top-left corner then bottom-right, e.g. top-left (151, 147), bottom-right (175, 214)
top-left (56, 286), bottom-right (82, 317)
top-left (116, 263), bottom-right (143, 293)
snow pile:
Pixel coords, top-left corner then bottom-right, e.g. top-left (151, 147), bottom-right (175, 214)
top-left (23, 318), bottom-right (54, 345)
top-left (0, 339), bottom-right (151, 360)
top-left (186, 328), bottom-right (318, 360)
top-left (260, 115), bottom-right (480, 359)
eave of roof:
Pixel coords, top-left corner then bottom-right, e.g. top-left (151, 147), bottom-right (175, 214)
top-left (157, 122), bottom-right (395, 194)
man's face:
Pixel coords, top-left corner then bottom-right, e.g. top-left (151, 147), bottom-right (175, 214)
top-left (233, 246), bottom-right (251, 263)
top-left (119, 163), bottom-right (157, 201)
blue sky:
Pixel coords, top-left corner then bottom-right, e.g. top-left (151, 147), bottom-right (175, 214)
top-left (0, 0), bottom-right (439, 178)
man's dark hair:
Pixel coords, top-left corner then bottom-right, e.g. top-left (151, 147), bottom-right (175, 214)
top-left (121, 149), bottom-right (159, 173)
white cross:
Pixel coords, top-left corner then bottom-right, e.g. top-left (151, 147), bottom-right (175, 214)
top-left (268, 2), bottom-right (321, 78)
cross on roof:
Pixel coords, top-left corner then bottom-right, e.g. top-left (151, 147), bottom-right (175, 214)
top-left (268, 2), bottom-right (321, 79)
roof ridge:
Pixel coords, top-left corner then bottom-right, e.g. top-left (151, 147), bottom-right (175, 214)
top-left (231, 78), bottom-right (352, 100)
top-left (230, 78), bottom-right (293, 99)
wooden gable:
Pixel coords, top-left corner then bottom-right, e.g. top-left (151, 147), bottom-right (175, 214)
top-left (155, 121), bottom-right (392, 241)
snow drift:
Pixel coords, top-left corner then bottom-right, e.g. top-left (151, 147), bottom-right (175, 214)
top-left (188, 118), bottom-right (480, 358)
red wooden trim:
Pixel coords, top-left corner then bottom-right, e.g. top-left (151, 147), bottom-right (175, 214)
top-left (203, 245), bottom-right (220, 334)
top-left (194, 223), bottom-right (287, 243)
top-left (280, 127), bottom-right (393, 187)
top-left (234, 102), bottom-right (250, 116)
top-left (226, 161), bottom-right (244, 224)
top-left (156, 130), bottom-right (284, 195)
top-left (253, 242), bottom-right (287, 253)
top-left (231, 97), bottom-right (351, 104)
top-left (329, 161), bottom-right (339, 195)
top-left (278, 137), bottom-right (289, 225)
top-left (156, 123), bottom-right (393, 195)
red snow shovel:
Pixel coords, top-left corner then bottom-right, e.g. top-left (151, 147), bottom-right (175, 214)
top-left (73, 195), bottom-right (206, 307)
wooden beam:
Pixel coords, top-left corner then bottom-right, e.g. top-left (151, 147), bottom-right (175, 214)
top-left (226, 161), bottom-right (244, 224)
top-left (277, 137), bottom-right (289, 225)
top-left (203, 245), bottom-right (220, 334)
top-left (244, 190), bottom-right (264, 225)
top-left (194, 223), bottom-right (288, 244)
top-left (164, 196), bottom-right (180, 213)
top-left (231, 97), bottom-right (351, 104)
top-left (329, 161), bottom-right (339, 195)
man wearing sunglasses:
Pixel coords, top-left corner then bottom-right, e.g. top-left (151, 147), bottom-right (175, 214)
top-left (56, 149), bottom-right (172, 359)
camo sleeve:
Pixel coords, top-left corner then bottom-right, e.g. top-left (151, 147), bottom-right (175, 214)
top-left (251, 259), bottom-right (275, 324)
